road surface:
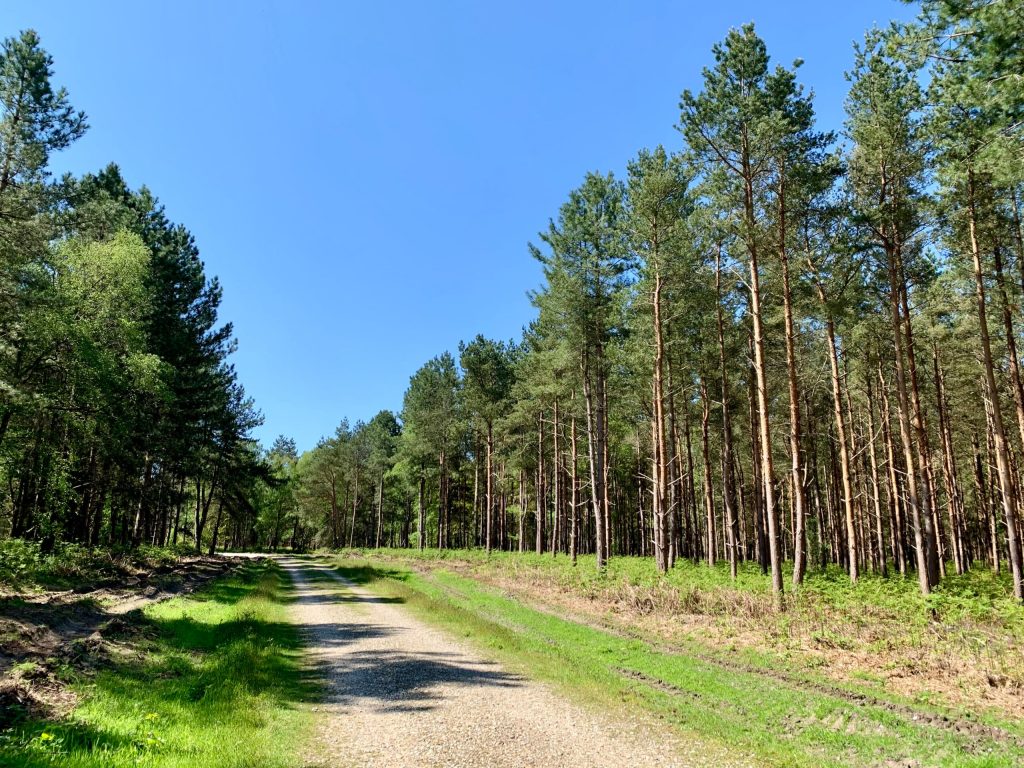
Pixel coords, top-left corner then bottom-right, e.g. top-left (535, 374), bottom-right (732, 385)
top-left (280, 556), bottom-right (741, 768)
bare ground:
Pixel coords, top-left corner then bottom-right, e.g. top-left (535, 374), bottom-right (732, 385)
top-left (284, 557), bottom-right (751, 768)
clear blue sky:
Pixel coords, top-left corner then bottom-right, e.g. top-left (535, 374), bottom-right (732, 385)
top-left (2, 1), bottom-right (914, 452)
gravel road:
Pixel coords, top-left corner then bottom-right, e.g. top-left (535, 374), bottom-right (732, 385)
top-left (283, 556), bottom-right (745, 768)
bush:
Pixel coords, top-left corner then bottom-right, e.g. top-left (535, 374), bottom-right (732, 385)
top-left (0, 538), bottom-right (44, 586)
top-left (0, 538), bottom-right (186, 590)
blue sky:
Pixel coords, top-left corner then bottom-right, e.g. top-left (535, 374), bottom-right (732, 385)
top-left (2, 1), bottom-right (914, 452)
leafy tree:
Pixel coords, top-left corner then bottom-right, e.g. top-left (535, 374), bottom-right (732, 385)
top-left (625, 146), bottom-right (697, 572)
top-left (679, 24), bottom-right (810, 603)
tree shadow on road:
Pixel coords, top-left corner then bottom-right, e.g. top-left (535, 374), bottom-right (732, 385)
top-left (291, 588), bottom-right (406, 607)
top-left (319, 648), bottom-right (522, 713)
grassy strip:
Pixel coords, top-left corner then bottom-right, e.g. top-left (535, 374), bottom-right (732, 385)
top-left (327, 555), bottom-right (1019, 768)
top-left (0, 559), bottom-right (315, 767)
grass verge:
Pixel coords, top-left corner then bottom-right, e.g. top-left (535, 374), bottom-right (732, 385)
top-left (0, 559), bottom-right (315, 767)
top-left (326, 554), bottom-right (1022, 768)
top-left (344, 548), bottom-right (1024, 723)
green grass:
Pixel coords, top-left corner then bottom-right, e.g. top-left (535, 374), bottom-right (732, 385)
top-left (0, 559), bottom-right (316, 767)
top-left (346, 547), bottom-right (1023, 627)
top-left (325, 554), bottom-right (1023, 768)
top-left (343, 548), bottom-right (1024, 695)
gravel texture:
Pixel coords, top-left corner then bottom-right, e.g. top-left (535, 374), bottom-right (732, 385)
top-left (283, 557), bottom-right (746, 768)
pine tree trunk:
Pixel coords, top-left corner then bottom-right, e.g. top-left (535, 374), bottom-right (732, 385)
top-left (968, 170), bottom-right (1023, 600)
top-left (749, 248), bottom-right (783, 603)
top-left (473, 442), bottom-right (480, 547)
top-left (716, 248), bottom-right (738, 579)
top-left (933, 346), bottom-right (965, 574)
top-left (652, 265), bottom-right (672, 572)
top-left (810, 270), bottom-right (859, 581)
top-left (993, 245), bottom-right (1024, 486)
top-left (700, 374), bottom-right (717, 567)
top-left (865, 374), bottom-right (888, 577)
top-left (602, 383), bottom-right (611, 560)
top-left (375, 471), bottom-right (385, 549)
top-left (985, 410), bottom-right (1003, 572)
top-left (348, 468), bottom-right (359, 548)
top-left (879, 367), bottom-right (908, 575)
top-left (1012, 189), bottom-right (1024, 300)
top-left (747, 331), bottom-right (768, 574)
top-left (885, 240), bottom-right (934, 595)
top-left (669, 376), bottom-right (685, 567)
top-left (552, 399), bottom-right (561, 556)
top-left (971, 431), bottom-right (995, 572)
top-left (208, 501), bottom-right (223, 556)
top-left (194, 476), bottom-right (205, 553)
top-left (570, 407), bottom-right (579, 566)
top-left (536, 411), bottom-right (545, 555)
top-left (486, 422), bottom-right (494, 554)
top-left (418, 474), bottom-right (426, 551)
top-left (682, 404), bottom-right (697, 563)
top-left (897, 263), bottom-right (942, 585)
top-left (779, 192), bottom-right (806, 587)
top-left (582, 350), bottom-right (607, 569)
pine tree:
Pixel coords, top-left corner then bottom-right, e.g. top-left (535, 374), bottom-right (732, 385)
top-left (531, 173), bottom-right (631, 569)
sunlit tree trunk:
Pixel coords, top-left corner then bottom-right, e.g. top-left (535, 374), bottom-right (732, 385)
top-left (716, 249), bottom-right (738, 579)
top-left (968, 170), bottom-right (1023, 600)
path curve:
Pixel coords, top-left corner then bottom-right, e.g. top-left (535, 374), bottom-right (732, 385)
top-left (282, 556), bottom-right (730, 768)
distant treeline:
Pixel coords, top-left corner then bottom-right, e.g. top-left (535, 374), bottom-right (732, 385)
top-left (0, 30), bottom-right (266, 555)
top-left (275, 2), bottom-right (1024, 604)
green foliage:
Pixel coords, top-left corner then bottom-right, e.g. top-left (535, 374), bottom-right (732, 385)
top-left (0, 539), bottom-right (182, 590)
top-left (400, 352), bottom-right (462, 468)
top-left (530, 172), bottom-right (632, 360)
top-left (0, 30), bottom-right (268, 556)
top-left (459, 335), bottom-right (515, 431)
top-left (0, 29), bottom-right (86, 181)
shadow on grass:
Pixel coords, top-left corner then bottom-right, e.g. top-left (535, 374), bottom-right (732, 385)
top-left (180, 579), bottom-right (250, 605)
top-left (0, 596), bottom-right (108, 641)
top-left (0, 560), bottom-right (318, 768)
top-left (330, 564), bottom-right (411, 586)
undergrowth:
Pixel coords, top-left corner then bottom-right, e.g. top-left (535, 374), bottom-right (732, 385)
top-left (0, 539), bottom-right (190, 591)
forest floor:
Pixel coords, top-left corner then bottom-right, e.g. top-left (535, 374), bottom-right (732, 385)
top-left (0, 556), bottom-right (238, 734)
top-left (0, 557), bottom-right (313, 767)
top-left (322, 550), bottom-right (1024, 768)
top-left (355, 549), bottom-right (1024, 721)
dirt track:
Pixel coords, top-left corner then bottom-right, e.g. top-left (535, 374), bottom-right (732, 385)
top-left (284, 556), bottom-right (749, 768)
